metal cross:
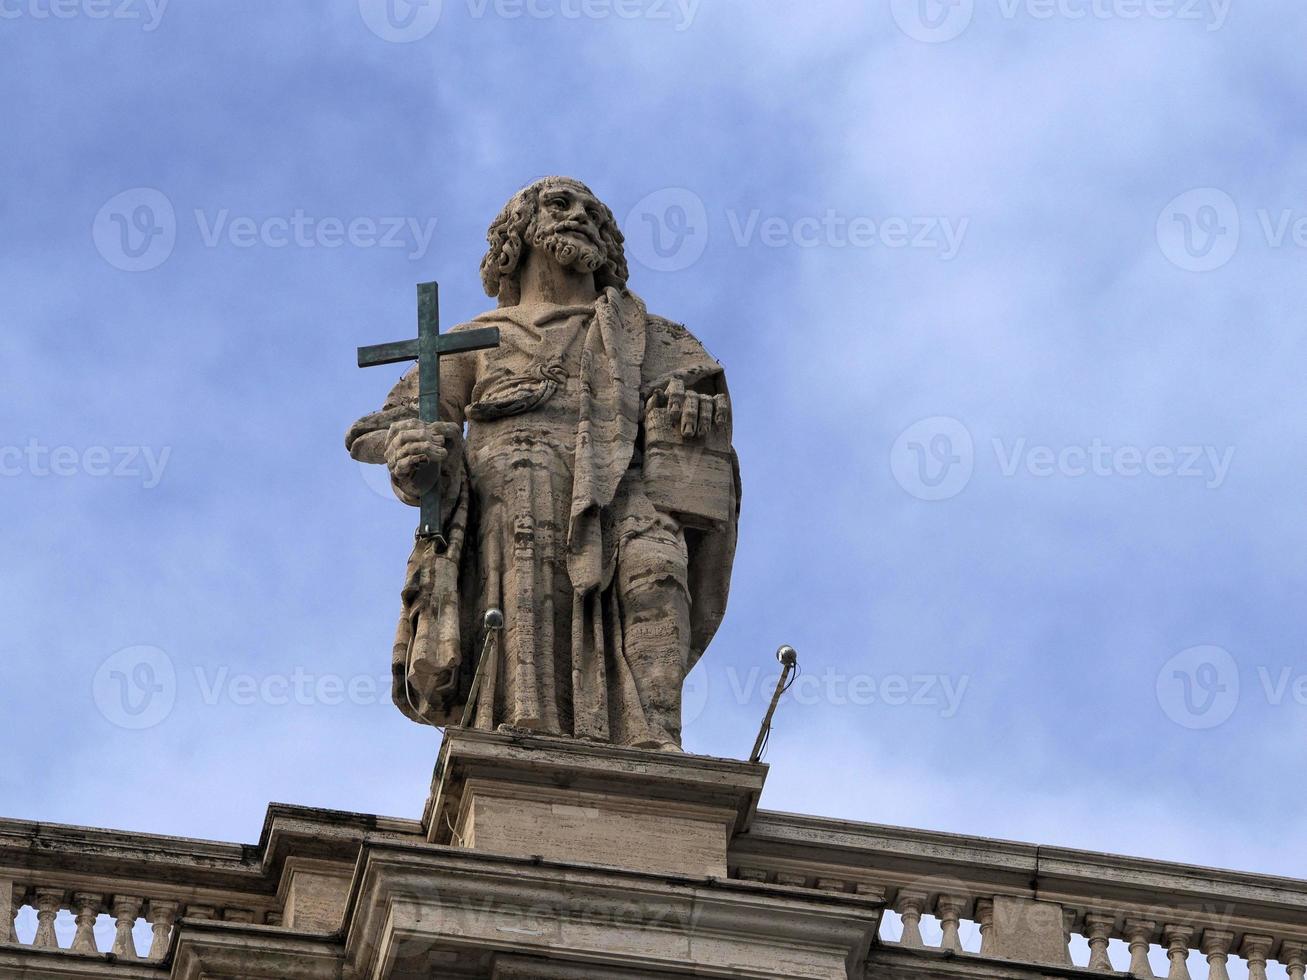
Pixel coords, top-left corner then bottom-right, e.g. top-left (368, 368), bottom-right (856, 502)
top-left (358, 281), bottom-right (500, 544)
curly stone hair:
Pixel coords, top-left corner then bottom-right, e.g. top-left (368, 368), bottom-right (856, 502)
top-left (479, 176), bottom-right (629, 305)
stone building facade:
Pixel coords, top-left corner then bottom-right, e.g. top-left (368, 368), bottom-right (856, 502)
top-left (3, 730), bottom-right (1303, 979)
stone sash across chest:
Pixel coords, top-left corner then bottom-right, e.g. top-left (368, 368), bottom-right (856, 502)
top-left (465, 310), bottom-right (588, 422)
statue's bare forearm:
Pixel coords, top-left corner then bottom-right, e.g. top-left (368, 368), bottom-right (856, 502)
top-left (345, 404), bottom-right (415, 464)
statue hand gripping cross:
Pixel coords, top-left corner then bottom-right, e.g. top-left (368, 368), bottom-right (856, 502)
top-left (358, 281), bottom-right (500, 545)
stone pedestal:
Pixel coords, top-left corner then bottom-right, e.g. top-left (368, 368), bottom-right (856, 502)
top-left (984, 896), bottom-right (1073, 966)
top-left (276, 857), bottom-right (353, 932)
top-left (423, 728), bottom-right (766, 879)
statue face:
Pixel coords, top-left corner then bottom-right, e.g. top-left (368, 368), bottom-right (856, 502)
top-left (529, 182), bottom-right (607, 275)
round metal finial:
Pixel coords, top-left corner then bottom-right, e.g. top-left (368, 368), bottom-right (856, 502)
top-left (484, 608), bottom-right (505, 630)
top-left (776, 645), bottom-right (798, 667)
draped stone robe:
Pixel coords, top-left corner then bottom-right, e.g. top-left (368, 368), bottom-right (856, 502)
top-left (347, 287), bottom-right (738, 748)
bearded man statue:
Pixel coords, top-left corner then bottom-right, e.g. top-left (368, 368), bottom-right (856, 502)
top-left (346, 176), bottom-right (738, 751)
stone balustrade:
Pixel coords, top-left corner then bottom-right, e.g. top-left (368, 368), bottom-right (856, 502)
top-left (732, 812), bottom-right (1307, 979)
top-left (1, 750), bottom-right (1303, 979)
top-left (5, 888), bottom-right (190, 961)
top-left (0, 818), bottom-right (280, 966)
top-left (0, 805), bottom-right (417, 974)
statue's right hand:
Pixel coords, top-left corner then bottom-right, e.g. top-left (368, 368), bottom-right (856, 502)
top-left (384, 419), bottom-right (463, 502)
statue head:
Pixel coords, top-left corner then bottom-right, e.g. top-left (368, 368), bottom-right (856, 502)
top-left (480, 176), bottom-right (629, 305)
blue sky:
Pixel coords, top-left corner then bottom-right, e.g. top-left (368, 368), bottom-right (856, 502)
top-left (4, 0), bottom-right (1306, 891)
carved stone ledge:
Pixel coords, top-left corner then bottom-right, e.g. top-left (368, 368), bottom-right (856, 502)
top-left (870, 944), bottom-right (1125, 980)
top-left (343, 841), bottom-right (883, 980)
top-left (172, 921), bottom-right (345, 980)
top-left (0, 947), bottom-right (162, 980)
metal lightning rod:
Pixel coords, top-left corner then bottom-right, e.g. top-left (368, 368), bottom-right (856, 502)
top-left (750, 645), bottom-right (799, 764)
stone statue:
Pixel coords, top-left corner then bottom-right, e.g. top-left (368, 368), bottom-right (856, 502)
top-left (346, 176), bottom-right (738, 750)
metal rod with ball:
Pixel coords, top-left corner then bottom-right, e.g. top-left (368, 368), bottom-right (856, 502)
top-left (749, 645), bottom-right (799, 763)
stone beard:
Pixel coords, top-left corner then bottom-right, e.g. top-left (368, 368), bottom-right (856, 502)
top-left (347, 177), bottom-right (738, 751)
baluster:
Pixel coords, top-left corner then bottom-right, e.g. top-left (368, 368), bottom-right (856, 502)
top-left (896, 890), bottom-right (927, 948)
top-left (1280, 942), bottom-right (1305, 980)
top-left (1125, 919), bottom-right (1157, 979)
top-left (146, 901), bottom-right (178, 960)
top-left (33, 889), bottom-right (64, 949)
top-left (1085, 913), bottom-right (1116, 972)
top-left (1241, 935), bottom-right (1274, 980)
top-left (1200, 930), bottom-right (1233, 980)
top-left (976, 899), bottom-right (994, 957)
top-left (110, 896), bottom-right (142, 959)
top-left (184, 904), bottom-right (216, 920)
top-left (937, 895), bottom-right (965, 953)
top-left (1163, 925), bottom-right (1194, 980)
top-left (70, 893), bottom-right (103, 953)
